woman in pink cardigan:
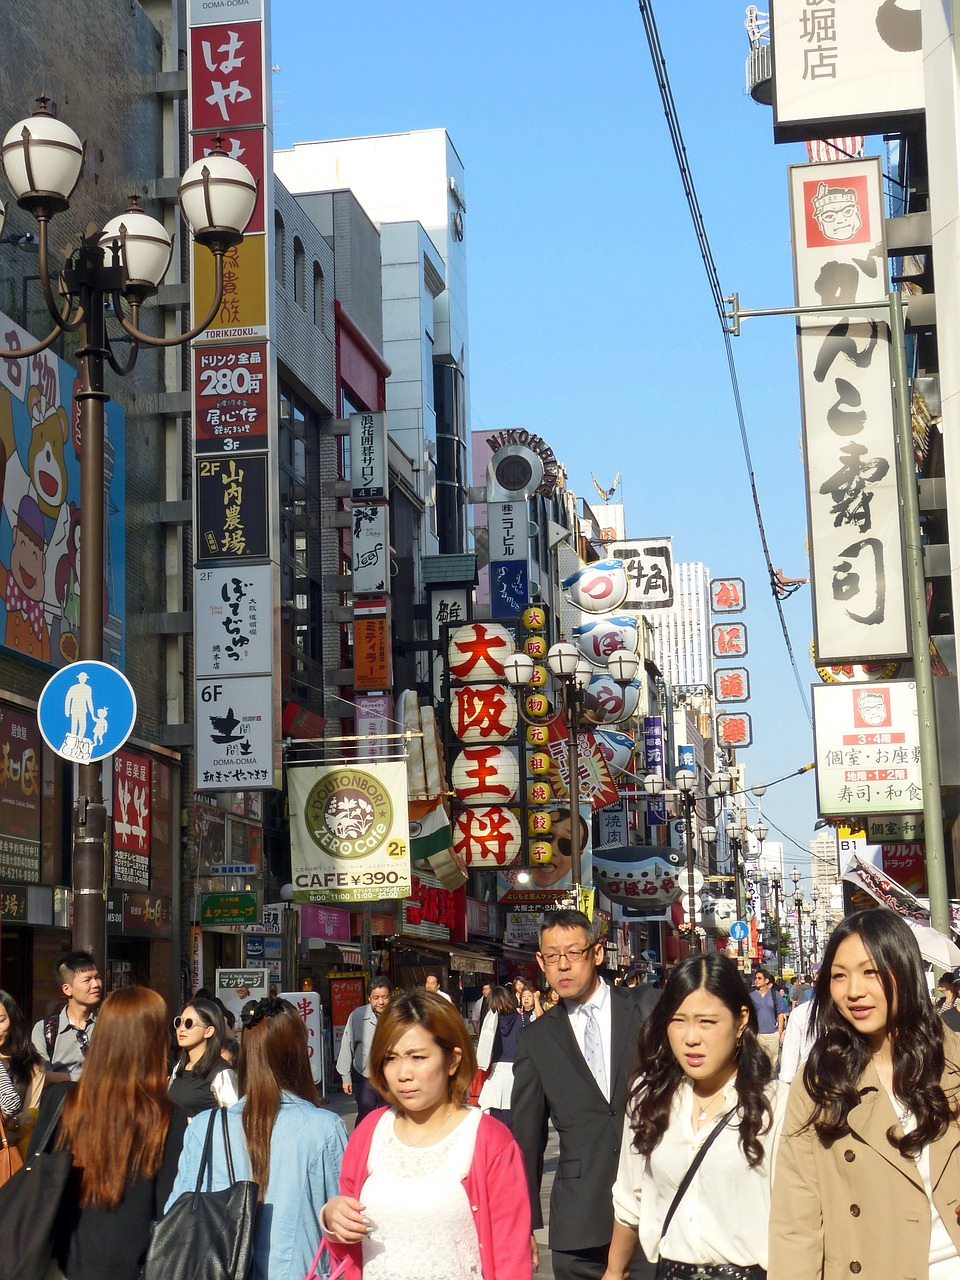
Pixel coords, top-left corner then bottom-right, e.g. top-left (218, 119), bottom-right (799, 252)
top-left (322, 990), bottom-right (531, 1280)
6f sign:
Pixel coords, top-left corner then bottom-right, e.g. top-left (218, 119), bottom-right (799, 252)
top-left (195, 674), bottom-right (274, 790)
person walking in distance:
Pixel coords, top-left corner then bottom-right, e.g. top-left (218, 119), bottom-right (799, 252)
top-left (31, 950), bottom-right (102, 1082)
top-left (512, 909), bottom-right (659, 1280)
top-left (749, 969), bottom-right (786, 1071)
top-left (337, 978), bottom-right (392, 1122)
top-left (424, 973), bottom-right (453, 1003)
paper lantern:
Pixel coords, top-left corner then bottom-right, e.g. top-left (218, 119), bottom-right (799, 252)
top-left (528, 752), bottom-right (550, 775)
top-left (522, 606), bottom-right (546, 632)
top-left (524, 692), bottom-right (550, 719)
top-left (561, 559), bottom-right (628, 613)
top-left (526, 724), bottom-right (548, 747)
top-left (451, 745), bottom-right (519, 805)
top-left (527, 664), bottom-right (548, 688)
top-left (447, 622), bottom-right (514, 683)
top-left (453, 806), bottom-right (522, 867)
top-left (528, 810), bottom-right (553, 836)
top-left (528, 780), bottom-right (551, 805)
top-left (530, 840), bottom-right (553, 865)
top-left (524, 635), bottom-right (547, 660)
top-left (450, 683), bottom-right (518, 743)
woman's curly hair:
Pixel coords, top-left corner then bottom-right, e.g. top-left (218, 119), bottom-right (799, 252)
top-left (627, 954), bottom-right (773, 1168)
top-left (801, 908), bottom-right (958, 1158)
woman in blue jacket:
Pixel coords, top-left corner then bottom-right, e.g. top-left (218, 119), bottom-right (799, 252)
top-left (167, 998), bottom-right (346, 1280)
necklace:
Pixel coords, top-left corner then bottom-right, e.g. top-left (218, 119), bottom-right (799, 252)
top-left (397, 1106), bottom-right (460, 1149)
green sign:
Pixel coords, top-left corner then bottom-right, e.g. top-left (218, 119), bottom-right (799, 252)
top-left (201, 892), bottom-right (259, 925)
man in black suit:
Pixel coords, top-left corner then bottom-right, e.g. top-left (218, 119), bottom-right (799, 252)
top-left (512, 909), bottom-right (658, 1280)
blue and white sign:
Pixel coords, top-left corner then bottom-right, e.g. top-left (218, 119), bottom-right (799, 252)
top-left (729, 919), bottom-right (749, 941)
top-left (209, 863), bottom-right (258, 877)
top-left (38, 660), bottom-right (137, 764)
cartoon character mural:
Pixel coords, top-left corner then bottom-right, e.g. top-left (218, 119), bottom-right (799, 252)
top-left (0, 309), bottom-right (125, 667)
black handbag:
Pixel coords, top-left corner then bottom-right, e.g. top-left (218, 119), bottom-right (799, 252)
top-left (143, 1105), bottom-right (259, 1280)
top-left (0, 1090), bottom-right (73, 1280)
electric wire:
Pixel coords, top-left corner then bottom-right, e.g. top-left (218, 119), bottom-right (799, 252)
top-left (636, 0), bottom-right (812, 725)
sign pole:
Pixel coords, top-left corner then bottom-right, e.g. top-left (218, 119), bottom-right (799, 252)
top-left (889, 291), bottom-right (949, 941)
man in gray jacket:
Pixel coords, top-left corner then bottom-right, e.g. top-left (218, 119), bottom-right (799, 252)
top-left (336, 977), bottom-right (391, 1121)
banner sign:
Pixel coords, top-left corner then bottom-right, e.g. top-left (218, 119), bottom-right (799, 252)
top-left (710, 578), bottom-right (745, 613)
top-left (193, 345), bottom-right (269, 454)
top-left (714, 667), bottom-right (750, 703)
top-left (544, 715), bottom-right (620, 811)
top-left (789, 158), bottom-right (908, 664)
top-left (351, 504), bottom-right (389, 595)
top-left (607, 539), bottom-right (673, 609)
top-left (289, 761), bottom-right (411, 903)
top-left (643, 716), bottom-right (667, 825)
top-left (771, 0), bottom-right (923, 143)
top-left (0, 704), bottom-right (41, 883)
top-left (813, 681), bottom-right (921, 816)
top-left (349, 412), bottom-right (388, 500)
top-left (0, 311), bottom-right (126, 669)
top-left (113, 749), bottom-right (152, 888)
top-left (195, 565), bottom-right (273, 676)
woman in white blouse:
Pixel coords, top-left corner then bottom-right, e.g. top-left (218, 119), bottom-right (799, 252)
top-left (603, 954), bottom-right (785, 1280)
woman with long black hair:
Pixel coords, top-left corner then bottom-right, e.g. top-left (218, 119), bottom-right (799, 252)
top-left (602, 953), bottom-right (785, 1280)
top-left (0, 988), bottom-right (44, 1149)
top-left (167, 996), bottom-right (238, 1117)
top-left (769, 908), bottom-right (960, 1280)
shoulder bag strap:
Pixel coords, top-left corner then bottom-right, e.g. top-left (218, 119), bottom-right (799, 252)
top-left (658, 1105), bottom-right (738, 1247)
top-left (27, 1088), bottom-right (69, 1164)
top-left (191, 1107), bottom-right (219, 1207)
top-left (219, 1100), bottom-right (237, 1184)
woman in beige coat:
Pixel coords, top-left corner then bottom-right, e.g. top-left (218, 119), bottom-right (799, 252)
top-left (769, 908), bottom-right (960, 1280)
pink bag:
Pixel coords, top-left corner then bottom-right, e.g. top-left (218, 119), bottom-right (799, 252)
top-left (303, 1238), bottom-right (349, 1280)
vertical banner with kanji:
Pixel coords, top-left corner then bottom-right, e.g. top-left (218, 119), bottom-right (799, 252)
top-left (188, 0), bottom-right (279, 789)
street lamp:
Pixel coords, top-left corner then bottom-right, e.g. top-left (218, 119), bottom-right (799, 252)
top-left (769, 866), bottom-right (783, 981)
top-left (504, 640), bottom-right (639, 890)
top-left (810, 886), bottom-right (820, 967)
top-left (791, 867), bottom-right (805, 977)
top-left (0, 99), bottom-right (256, 967)
top-left (643, 766), bottom-right (702, 952)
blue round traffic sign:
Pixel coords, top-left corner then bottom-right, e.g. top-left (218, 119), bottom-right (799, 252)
top-left (729, 920), bottom-right (749, 941)
top-left (38, 661), bottom-right (137, 763)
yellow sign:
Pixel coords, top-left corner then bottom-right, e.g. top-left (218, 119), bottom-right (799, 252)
top-left (192, 235), bottom-right (267, 341)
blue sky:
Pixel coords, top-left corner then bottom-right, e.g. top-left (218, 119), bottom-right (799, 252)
top-left (270, 1), bottom-right (841, 891)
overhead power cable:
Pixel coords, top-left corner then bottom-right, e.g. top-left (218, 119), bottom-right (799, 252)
top-left (636, 0), bottom-right (812, 725)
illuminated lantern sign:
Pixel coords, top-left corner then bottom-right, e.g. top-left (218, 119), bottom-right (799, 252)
top-left (453, 807), bottom-right (522, 867)
top-left (451, 745), bottom-right (519, 806)
top-left (717, 713), bottom-right (754, 749)
top-left (447, 623), bottom-right (514, 683)
top-left (561, 559), bottom-right (629, 613)
top-left (450, 684), bottom-right (518, 743)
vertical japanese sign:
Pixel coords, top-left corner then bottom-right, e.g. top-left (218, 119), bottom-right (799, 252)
top-left (113, 749), bottom-right (152, 888)
top-left (643, 716), bottom-right (667, 826)
top-left (608, 539), bottom-right (674, 609)
top-left (813, 681), bottom-right (922, 817)
top-left (189, 0), bottom-right (279, 789)
top-left (771, 0), bottom-right (923, 143)
top-left (790, 158), bottom-right (907, 665)
top-left (0, 704), bottom-right (41, 883)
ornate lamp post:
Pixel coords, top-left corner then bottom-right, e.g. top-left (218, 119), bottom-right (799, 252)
top-left (0, 99), bottom-right (256, 966)
top-left (791, 866), bottom-right (805, 977)
top-left (769, 865), bottom-right (783, 982)
top-left (503, 641), bottom-right (639, 891)
top-left (810, 886), bottom-right (821, 968)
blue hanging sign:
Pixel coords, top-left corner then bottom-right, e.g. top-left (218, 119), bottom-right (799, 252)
top-left (38, 660), bottom-right (137, 764)
top-left (729, 919), bottom-right (749, 941)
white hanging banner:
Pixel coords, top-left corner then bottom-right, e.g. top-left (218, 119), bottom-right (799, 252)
top-left (789, 157), bottom-right (908, 665)
top-left (288, 761), bottom-right (411, 903)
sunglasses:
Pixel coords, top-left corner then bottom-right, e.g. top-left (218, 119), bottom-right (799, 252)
top-left (173, 1015), bottom-right (203, 1030)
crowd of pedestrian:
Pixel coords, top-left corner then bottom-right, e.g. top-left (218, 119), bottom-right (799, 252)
top-left (4, 905), bottom-right (960, 1280)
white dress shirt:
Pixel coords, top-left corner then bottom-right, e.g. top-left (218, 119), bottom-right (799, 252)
top-left (564, 978), bottom-right (612, 1092)
top-left (612, 1076), bottom-right (787, 1268)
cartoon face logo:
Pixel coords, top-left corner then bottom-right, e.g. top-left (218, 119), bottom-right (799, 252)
top-left (812, 182), bottom-right (862, 242)
top-left (854, 688), bottom-right (890, 728)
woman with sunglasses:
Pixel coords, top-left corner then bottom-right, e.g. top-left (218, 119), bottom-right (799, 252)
top-left (769, 908), bottom-right (960, 1280)
top-left (602, 953), bottom-right (785, 1280)
top-left (31, 986), bottom-right (188, 1280)
top-left (168, 997), bottom-right (238, 1118)
top-left (167, 997), bottom-right (346, 1279)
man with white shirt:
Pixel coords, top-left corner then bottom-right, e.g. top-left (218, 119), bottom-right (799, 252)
top-left (512, 910), bottom-right (658, 1280)
top-left (336, 977), bottom-right (392, 1121)
top-left (424, 973), bottom-right (453, 1003)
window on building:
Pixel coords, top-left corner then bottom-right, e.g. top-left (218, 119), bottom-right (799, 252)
top-left (313, 262), bottom-right (325, 329)
top-left (293, 236), bottom-right (305, 307)
top-left (274, 212), bottom-right (285, 287)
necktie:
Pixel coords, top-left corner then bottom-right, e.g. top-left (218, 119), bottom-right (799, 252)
top-left (582, 1004), bottom-right (607, 1098)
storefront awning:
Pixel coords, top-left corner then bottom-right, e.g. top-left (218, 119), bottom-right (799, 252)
top-left (392, 936), bottom-right (497, 975)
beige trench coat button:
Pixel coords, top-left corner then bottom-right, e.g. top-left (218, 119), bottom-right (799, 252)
top-left (849, 1263), bottom-right (862, 1274)
top-left (843, 1149), bottom-right (856, 1162)
top-left (849, 1204), bottom-right (861, 1217)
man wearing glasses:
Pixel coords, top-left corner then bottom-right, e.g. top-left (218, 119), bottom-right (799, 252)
top-left (31, 950), bottom-right (102, 1081)
top-left (512, 910), bottom-right (658, 1280)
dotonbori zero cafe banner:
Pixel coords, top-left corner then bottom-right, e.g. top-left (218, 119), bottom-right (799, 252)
top-left (789, 157), bottom-right (908, 665)
top-left (288, 762), bottom-right (411, 903)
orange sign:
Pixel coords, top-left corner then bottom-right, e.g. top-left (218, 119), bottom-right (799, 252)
top-left (354, 612), bottom-right (391, 691)
top-left (192, 236), bottom-right (267, 341)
